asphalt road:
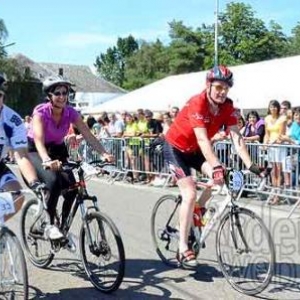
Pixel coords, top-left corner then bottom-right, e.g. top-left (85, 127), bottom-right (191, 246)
top-left (5, 170), bottom-right (300, 300)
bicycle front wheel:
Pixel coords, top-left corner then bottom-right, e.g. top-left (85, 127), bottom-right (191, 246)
top-left (20, 198), bottom-right (54, 268)
top-left (151, 194), bottom-right (181, 267)
top-left (0, 227), bottom-right (28, 299)
top-left (80, 211), bottom-right (125, 293)
top-left (216, 207), bottom-right (275, 295)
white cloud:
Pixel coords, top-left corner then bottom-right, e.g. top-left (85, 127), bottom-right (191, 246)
top-left (56, 32), bottom-right (117, 48)
top-left (54, 27), bottom-right (171, 50)
top-left (129, 28), bottom-right (169, 41)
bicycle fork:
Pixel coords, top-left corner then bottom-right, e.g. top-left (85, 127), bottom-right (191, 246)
top-left (0, 236), bottom-right (18, 286)
top-left (160, 197), bottom-right (181, 245)
top-left (80, 198), bottom-right (106, 257)
top-left (229, 207), bottom-right (250, 254)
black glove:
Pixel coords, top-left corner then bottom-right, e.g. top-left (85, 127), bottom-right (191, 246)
top-left (29, 180), bottom-right (47, 195)
top-left (249, 163), bottom-right (264, 176)
top-left (212, 165), bottom-right (225, 185)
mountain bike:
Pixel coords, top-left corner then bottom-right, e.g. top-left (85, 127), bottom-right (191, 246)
top-left (151, 168), bottom-right (275, 296)
top-left (20, 160), bottom-right (125, 293)
top-left (0, 191), bottom-right (29, 299)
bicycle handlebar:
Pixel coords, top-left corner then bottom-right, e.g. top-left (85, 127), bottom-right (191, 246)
top-left (62, 160), bottom-right (115, 171)
top-left (224, 166), bottom-right (272, 196)
top-left (42, 159), bottom-right (115, 172)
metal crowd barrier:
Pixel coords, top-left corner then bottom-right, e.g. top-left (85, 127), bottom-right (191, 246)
top-left (66, 137), bottom-right (172, 186)
top-left (66, 137), bottom-right (300, 211)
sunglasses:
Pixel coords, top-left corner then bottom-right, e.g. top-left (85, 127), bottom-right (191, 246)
top-left (212, 84), bottom-right (229, 92)
top-left (0, 93), bottom-right (4, 98)
top-left (52, 91), bottom-right (68, 97)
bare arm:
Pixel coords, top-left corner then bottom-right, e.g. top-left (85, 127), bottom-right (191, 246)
top-left (228, 125), bottom-right (252, 168)
top-left (32, 114), bottom-right (51, 162)
top-left (74, 117), bottom-right (108, 155)
top-left (194, 127), bottom-right (221, 167)
top-left (244, 134), bottom-right (260, 142)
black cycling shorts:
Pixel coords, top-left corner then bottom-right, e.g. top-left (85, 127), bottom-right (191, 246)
top-left (163, 141), bottom-right (206, 179)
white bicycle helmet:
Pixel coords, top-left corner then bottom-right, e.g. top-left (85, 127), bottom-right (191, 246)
top-left (43, 75), bottom-right (72, 94)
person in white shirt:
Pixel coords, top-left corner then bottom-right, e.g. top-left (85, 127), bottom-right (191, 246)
top-left (0, 72), bottom-right (44, 222)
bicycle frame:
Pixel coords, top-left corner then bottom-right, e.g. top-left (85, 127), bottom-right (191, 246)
top-left (59, 164), bottom-right (100, 238)
top-left (194, 169), bottom-right (258, 248)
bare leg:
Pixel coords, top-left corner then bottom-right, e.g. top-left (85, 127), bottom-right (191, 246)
top-left (3, 180), bottom-right (24, 222)
top-left (177, 176), bottom-right (197, 253)
top-left (197, 162), bottom-right (213, 207)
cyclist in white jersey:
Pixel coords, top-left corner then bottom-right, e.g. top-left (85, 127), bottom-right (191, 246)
top-left (0, 72), bottom-right (44, 222)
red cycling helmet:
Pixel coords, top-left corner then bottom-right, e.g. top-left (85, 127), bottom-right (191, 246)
top-left (206, 65), bottom-right (233, 87)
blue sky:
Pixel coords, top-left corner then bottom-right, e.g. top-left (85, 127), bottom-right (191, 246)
top-left (1, 0), bottom-right (299, 66)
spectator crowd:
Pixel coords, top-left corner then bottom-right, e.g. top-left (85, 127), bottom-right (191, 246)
top-left (20, 100), bottom-right (300, 204)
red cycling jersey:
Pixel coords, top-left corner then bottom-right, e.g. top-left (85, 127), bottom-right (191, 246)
top-left (166, 90), bottom-right (237, 153)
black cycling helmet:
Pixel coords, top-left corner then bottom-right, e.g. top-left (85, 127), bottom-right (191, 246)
top-left (0, 72), bottom-right (8, 91)
top-left (43, 75), bottom-right (72, 94)
top-left (206, 65), bottom-right (234, 87)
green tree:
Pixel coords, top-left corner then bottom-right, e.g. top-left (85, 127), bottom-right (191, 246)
top-left (287, 22), bottom-right (300, 56)
top-left (94, 35), bottom-right (138, 87)
top-left (218, 2), bottom-right (287, 65)
top-left (167, 20), bottom-right (209, 73)
top-left (123, 39), bottom-right (169, 90)
top-left (0, 19), bottom-right (9, 57)
top-left (94, 2), bottom-right (291, 90)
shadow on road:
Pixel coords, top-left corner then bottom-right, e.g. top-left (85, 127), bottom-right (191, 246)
top-left (267, 262), bottom-right (300, 295)
top-left (26, 255), bottom-right (300, 300)
top-left (26, 256), bottom-right (224, 299)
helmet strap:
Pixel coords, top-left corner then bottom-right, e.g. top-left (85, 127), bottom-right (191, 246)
top-left (207, 83), bottom-right (220, 106)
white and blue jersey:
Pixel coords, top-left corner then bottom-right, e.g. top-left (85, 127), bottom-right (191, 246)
top-left (0, 104), bottom-right (27, 160)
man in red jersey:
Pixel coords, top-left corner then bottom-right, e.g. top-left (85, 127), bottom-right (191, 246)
top-left (164, 65), bottom-right (263, 269)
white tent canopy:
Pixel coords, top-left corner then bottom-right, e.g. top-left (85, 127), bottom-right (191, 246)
top-left (88, 55), bottom-right (300, 113)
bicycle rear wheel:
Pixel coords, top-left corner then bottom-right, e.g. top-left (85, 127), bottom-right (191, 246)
top-left (0, 227), bottom-right (28, 299)
top-left (20, 198), bottom-right (54, 268)
top-left (80, 211), bottom-right (125, 293)
top-left (216, 207), bottom-right (275, 295)
top-left (151, 194), bottom-right (181, 267)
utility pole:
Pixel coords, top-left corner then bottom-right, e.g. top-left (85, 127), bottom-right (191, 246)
top-left (214, 0), bottom-right (219, 67)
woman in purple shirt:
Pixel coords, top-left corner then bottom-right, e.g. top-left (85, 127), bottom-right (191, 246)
top-left (27, 76), bottom-right (113, 243)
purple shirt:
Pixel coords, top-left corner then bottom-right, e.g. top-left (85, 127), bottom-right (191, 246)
top-left (27, 102), bottom-right (79, 144)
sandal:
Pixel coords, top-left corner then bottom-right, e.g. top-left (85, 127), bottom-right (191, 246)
top-left (268, 196), bottom-right (280, 206)
top-left (176, 249), bottom-right (198, 270)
